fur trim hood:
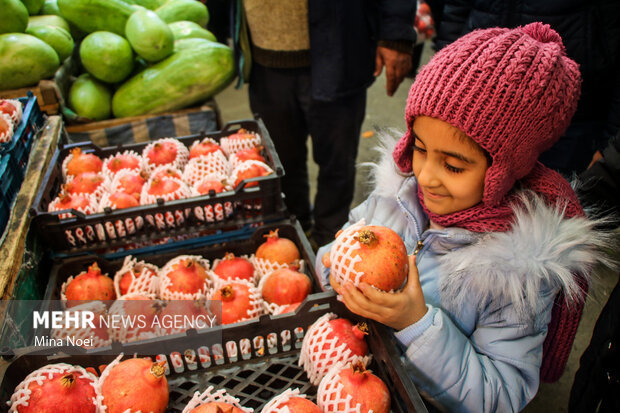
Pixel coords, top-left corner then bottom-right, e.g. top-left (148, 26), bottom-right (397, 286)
top-left (364, 130), bottom-right (615, 319)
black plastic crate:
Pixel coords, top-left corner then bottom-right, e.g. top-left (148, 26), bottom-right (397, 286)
top-left (0, 292), bottom-right (428, 413)
top-left (29, 118), bottom-right (287, 255)
top-left (0, 93), bottom-right (45, 238)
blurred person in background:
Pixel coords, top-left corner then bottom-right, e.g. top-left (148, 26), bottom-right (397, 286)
top-left (231, 0), bottom-right (416, 248)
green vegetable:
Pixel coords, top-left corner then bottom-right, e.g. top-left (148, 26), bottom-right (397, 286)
top-left (80, 31), bottom-right (134, 83)
top-left (57, 0), bottom-right (138, 36)
top-left (155, 0), bottom-right (209, 27)
top-left (25, 24), bottom-right (74, 62)
top-left (112, 39), bottom-right (234, 117)
top-left (69, 73), bottom-right (112, 120)
top-left (125, 9), bottom-right (173, 62)
top-left (0, 33), bottom-right (59, 90)
top-left (0, 0), bottom-right (29, 34)
top-left (168, 20), bottom-right (216, 42)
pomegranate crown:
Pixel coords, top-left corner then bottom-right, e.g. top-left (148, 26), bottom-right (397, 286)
top-left (60, 373), bottom-right (76, 388)
top-left (70, 147), bottom-right (83, 157)
top-left (354, 229), bottom-right (378, 247)
top-left (353, 322), bottom-right (369, 340)
top-left (150, 360), bottom-right (166, 379)
top-left (263, 229), bottom-right (280, 242)
top-left (87, 262), bottom-right (102, 275)
top-left (223, 252), bottom-right (236, 260)
top-left (220, 285), bottom-right (235, 299)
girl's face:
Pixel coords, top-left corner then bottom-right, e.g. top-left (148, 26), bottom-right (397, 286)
top-left (412, 116), bottom-right (489, 215)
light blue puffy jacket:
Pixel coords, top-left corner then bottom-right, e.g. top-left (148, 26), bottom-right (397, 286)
top-left (316, 158), bottom-right (605, 412)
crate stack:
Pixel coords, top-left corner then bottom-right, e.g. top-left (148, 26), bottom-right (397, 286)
top-left (0, 118), bottom-right (428, 412)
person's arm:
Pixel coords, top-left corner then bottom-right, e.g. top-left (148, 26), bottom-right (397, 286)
top-left (375, 0), bottom-right (417, 96)
top-left (434, 0), bottom-right (472, 50)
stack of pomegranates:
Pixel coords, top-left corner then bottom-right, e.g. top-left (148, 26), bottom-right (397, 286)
top-left (48, 129), bottom-right (274, 228)
top-left (57, 229), bottom-right (312, 344)
top-left (0, 99), bottom-right (23, 144)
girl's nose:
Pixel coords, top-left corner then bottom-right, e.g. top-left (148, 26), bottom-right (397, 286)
top-left (416, 160), bottom-right (440, 187)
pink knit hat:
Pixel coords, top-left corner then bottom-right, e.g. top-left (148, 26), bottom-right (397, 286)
top-left (393, 22), bottom-right (582, 207)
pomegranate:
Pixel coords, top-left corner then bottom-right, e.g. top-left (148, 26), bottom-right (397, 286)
top-left (65, 148), bottom-right (103, 177)
top-left (65, 172), bottom-right (107, 198)
top-left (49, 191), bottom-right (94, 218)
top-left (273, 397), bottom-right (321, 413)
top-left (261, 268), bottom-right (311, 306)
top-left (101, 358), bottom-right (168, 413)
top-left (0, 114), bottom-right (13, 143)
top-left (0, 99), bottom-right (21, 123)
top-left (188, 402), bottom-right (246, 413)
top-left (107, 191), bottom-right (140, 209)
top-left (256, 229), bottom-right (300, 267)
top-left (158, 300), bottom-right (211, 335)
top-left (232, 160), bottom-right (272, 188)
top-left (212, 253), bottom-right (255, 282)
top-left (9, 364), bottom-right (100, 413)
top-left (232, 146), bottom-right (265, 165)
top-left (274, 302), bottom-right (302, 315)
top-left (151, 165), bottom-right (183, 181)
top-left (318, 362), bottom-right (390, 413)
top-left (331, 224), bottom-right (408, 291)
top-left (189, 138), bottom-right (223, 159)
top-left (160, 256), bottom-right (210, 299)
top-left (300, 314), bottom-right (369, 385)
top-left (227, 128), bottom-right (258, 143)
top-left (114, 256), bottom-right (159, 297)
top-left (145, 140), bottom-right (178, 166)
top-left (211, 282), bottom-right (259, 325)
top-left (108, 295), bottom-right (161, 342)
top-left (51, 302), bottom-right (110, 348)
top-left (195, 178), bottom-right (228, 195)
top-left (112, 170), bottom-right (147, 198)
top-left (103, 152), bottom-right (141, 176)
top-left (64, 262), bottom-right (116, 307)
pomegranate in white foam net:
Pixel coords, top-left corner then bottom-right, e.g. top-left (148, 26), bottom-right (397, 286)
top-left (261, 388), bottom-right (321, 413)
top-left (112, 170), bottom-right (147, 198)
top-left (317, 361), bottom-right (390, 413)
top-left (114, 256), bottom-right (159, 297)
top-left (261, 268), bottom-right (311, 306)
top-left (232, 160), bottom-right (272, 188)
top-left (63, 262), bottom-right (116, 306)
top-left (256, 229), bottom-right (300, 267)
top-left (212, 253), bottom-right (255, 282)
top-left (0, 99), bottom-right (22, 123)
top-left (160, 256), bottom-right (211, 299)
top-left (100, 357), bottom-right (169, 413)
top-left (0, 114), bottom-right (13, 143)
top-left (299, 313), bottom-right (370, 385)
top-left (330, 220), bottom-right (408, 291)
top-left (103, 151), bottom-right (142, 176)
top-left (189, 402), bottom-right (246, 413)
top-left (65, 172), bottom-right (107, 199)
top-left (210, 281), bottom-right (261, 325)
top-left (64, 148), bottom-right (103, 177)
top-left (9, 363), bottom-right (101, 413)
top-left (189, 138), bottom-right (223, 159)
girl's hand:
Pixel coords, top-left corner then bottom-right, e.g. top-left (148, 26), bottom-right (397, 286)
top-left (333, 255), bottom-right (428, 331)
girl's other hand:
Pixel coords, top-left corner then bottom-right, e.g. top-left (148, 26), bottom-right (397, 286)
top-left (337, 255), bottom-right (428, 331)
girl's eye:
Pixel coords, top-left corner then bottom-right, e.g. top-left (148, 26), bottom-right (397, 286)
top-left (412, 145), bottom-right (426, 154)
top-left (445, 163), bottom-right (464, 174)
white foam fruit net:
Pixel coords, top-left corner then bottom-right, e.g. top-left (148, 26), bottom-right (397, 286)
top-left (9, 363), bottom-right (104, 412)
top-left (261, 388), bottom-right (313, 413)
top-left (329, 219), bottom-right (368, 288)
top-left (317, 361), bottom-right (377, 413)
top-left (0, 113), bottom-right (14, 143)
top-left (191, 174), bottom-right (234, 223)
top-left (50, 301), bottom-right (111, 349)
top-left (113, 255), bottom-right (160, 298)
top-left (210, 278), bottom-right (264, 324)
top-left (209, 253), bottom-right (258, 285)
top-left (229, 160), bottom-right (274, 189)
top-left (2, 99), bottom-right (23, 124)
top-left (220, 131), bottom-right (262, 157)
top-left (228, 148), bottom-right (264, 170)
top-left (141, 137), bottom-right (189, 174)
top-left (299, 312), bottom-right (371, 386)
top-left (181, 385), bottom-right (254, 413)
top-left (182, 151), bottom-right (230, 186)
top-left (252, 257), bottom-right (305, 281)
top-left (159, 255), bottom-right (211, 300)
top-left (102, 150), bottom-right (143, 179)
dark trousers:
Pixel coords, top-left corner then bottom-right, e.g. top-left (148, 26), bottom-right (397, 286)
top-left (249, 63), bottom-right (366, 246)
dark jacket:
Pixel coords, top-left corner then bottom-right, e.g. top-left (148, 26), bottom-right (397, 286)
top-left (435, 0), bottom-right (620, 150)
top-left (233, 0), bottom-right (416, 101)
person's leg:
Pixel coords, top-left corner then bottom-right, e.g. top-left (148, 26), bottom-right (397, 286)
top-left (305, 90), bottom-right (367, 246)
top-left (248, 63), bottom-right (312, 230)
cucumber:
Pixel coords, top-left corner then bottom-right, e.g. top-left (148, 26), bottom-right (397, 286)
top-left (125, 9), bottom-right (173, 62)
top-left (25, 24), bottom-right (74, 62)
top-left (0, 33), bottom-right (60, 90)
top-left (57, 0), bottom-right (139, 36)
top-left (112, 39), bottom-right (233, 117)
top-left (155, 0), bottom-right (209, 27)
top-left (169, 20), bottom-right (216, 42)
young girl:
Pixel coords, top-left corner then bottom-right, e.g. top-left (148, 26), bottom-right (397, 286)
top-left (317, 23), bottom-right (612, 412)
